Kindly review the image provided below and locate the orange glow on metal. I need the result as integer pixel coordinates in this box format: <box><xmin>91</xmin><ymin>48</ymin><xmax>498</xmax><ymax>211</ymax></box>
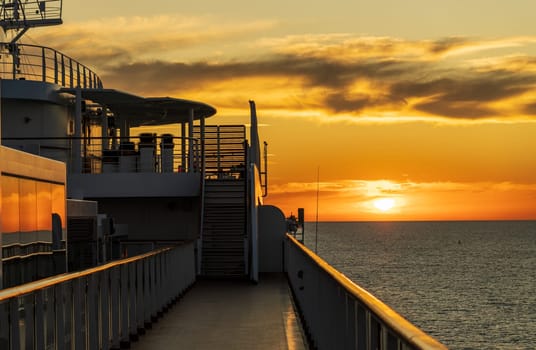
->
<box><xmin>287</xmin><ymin>235</ymin><xmax>448</xmax><ymax>350</ymax></box>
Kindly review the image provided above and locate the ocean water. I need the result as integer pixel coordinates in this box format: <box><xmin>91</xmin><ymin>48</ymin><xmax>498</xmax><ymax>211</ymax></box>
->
<box><xmin>305</xmin><ymin>221</ymin><xmax>536</xmax><ymax>350</ymax></box>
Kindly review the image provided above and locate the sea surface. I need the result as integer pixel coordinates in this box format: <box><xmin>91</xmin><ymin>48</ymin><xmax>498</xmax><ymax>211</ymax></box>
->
<box><xmin>304</xmin><ymin>221</ymin><xmax>536</xmax><ymax>350</ymax></box>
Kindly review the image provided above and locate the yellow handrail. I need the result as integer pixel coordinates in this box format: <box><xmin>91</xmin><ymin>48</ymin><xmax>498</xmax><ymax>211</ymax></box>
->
<box><xmin>287</xmin><ymin>234</ymin><xmax>448</xmax><ymax>350</ymax></box>
<box><xmin>0</xmin><ymin>247</ymin><xmax>171</xmax><ymax>301</ymax></box>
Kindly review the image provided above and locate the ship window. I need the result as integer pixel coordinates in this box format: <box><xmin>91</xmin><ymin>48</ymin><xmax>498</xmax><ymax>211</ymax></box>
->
<box><xmin>37</xmin><ymin>182</ymin><xmax>52</xmax><ymax>242</ymax></box>
<box><xmin>1</xmin><ymin>176</ymin><xmax>20</xmax><ymax>236</ymax></box>
<box><xmin>19</xmin><ymin>178</ymin><xmax>38</xmax><ymax>240</ymax></box>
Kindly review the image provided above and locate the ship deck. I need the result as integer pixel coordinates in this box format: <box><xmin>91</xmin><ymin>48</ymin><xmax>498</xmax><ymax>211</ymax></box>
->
<box><xmin>130</xmin><ymin>273</ymin><xmax>308</xmax><ymax>350</ymax></box>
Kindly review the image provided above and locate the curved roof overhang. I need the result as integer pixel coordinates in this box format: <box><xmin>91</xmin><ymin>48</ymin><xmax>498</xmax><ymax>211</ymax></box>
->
<box><xmin>60</xmin><ymin>88</ymin><xmax>217</xmax><ymax>126</ymax></box>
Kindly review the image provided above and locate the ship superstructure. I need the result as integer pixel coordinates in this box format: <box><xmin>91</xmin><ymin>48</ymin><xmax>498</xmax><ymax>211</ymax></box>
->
<box><xmin>0</xmin><ymin>2</ymin><xmax>448</xmax><ymax>349</ymax></box>
<box><xmin>0</xmin><ymin>0</ymin><xmax>267</xmax><ymax>282</ymax></box>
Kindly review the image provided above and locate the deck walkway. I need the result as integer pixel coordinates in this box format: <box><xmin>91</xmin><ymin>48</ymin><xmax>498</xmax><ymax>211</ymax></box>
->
<box><xmin>130</xmin><ymin>273</ymin><xmax>308</xmax><ymax>350</ymax></box>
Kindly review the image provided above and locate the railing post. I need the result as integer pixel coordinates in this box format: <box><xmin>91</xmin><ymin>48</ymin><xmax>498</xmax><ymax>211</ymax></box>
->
<box><xmin>110</xmin><ymin>267</ymin><xmax>120</xmax><ymax>349</ymax></box>
<box><xmin>35</xmin><ymin>290</ymin><xmax>45</xmax><ymax>349</ymax></box>
<box><xmin>188</xmin><ymin>108</ymin><xmax>194</xmax><ymax>172</ymax></box>
<box><xmin>76</xmin><ymin>62</ymin><xmax>80</xmax><ymax>88</ymax></box>
<box><xmin>23</xmin><ymin>295</ymin><xmax>35</xmax><ymax>349</ymax></box>
<box><xmin>41</xmin><ymin>47</ymin><xmax>46</xmax><ymax>82</ymax></box>
<box><xmin>69</xmin><ymin>58</ymin><xmax>73</xmax><ymax>88</ymax></box>
<box><xmin>73</xmin><ymin>86</ymin><xmax>83</xmax><ymax>173</ymax></box>
<box><xmin>9</xmin><ymin>298</ymin><xmax>20</xmax><ymax>349</ymax></box>
<box><xmin>54</xmin><ymin>50</ymin><xmax>58</xmax><ymax>84</ymax></box>
<box><xmin>73</xmin><ymin>278</ymin><xmax>85</xmax><ymax>350</ymax></box>
<box><xmin>129</xmin><ymin>263</ymin><xmax>138</xmax><ymax>341</ymax></box>
<box><xmin>83</xmin><ymin>66</ymin><xmax>87</xmax><ymax>88</ymax></box>
<box><xmin>44</xmin><ymin>288</ymin><xmax>55</xmax><ymax>349</ymax></box>
<box><xmin>120</xmin><ymin>264</ymin><xmax>129</xmax><ymax>347</ymax></box>
<box><xmin>0</xmin><ymin>302</ymin><xmax>9</xmax><ymax>349</ymax></box>
<box><xmin>154</xmin><ymin>254</ymin><xmax>162</xmax><ymax>316</ymax></box>
<box><xmin>181</xmin><ymin>123</ymin><xmax>186</xmax><ymax>171</ymax></box>
<box><xmin>61</xmin><ymin>54</ymin><xmax>65</xmax><ymax>87</ymax></box>
<box><xmin>100</xmin><ymin>269</ymin><xmax>110</xmax><ymax>350</ymax></box>
<box><xmin>144</xmin><ymin>258</ymin><xmax>151</xmax><ymax>327</ymax></box>
<box><xmin>87</xmin><ymin>273</ymin><xmax>99</xmax><ymax>350</ymax></box>
<box><xmin>64</xmin><ymin>282</ymin><xmax>74</xmax><ymax>349</ymax></box>
<box><xmin>136</xmin><ymin>260</ymin><xmax>144</xmax><ymax>333</ymax></box>
<box><xmin>55</xmin><ymin>283</ymin><xmax>65</xmax><ymax>350</ymax></box>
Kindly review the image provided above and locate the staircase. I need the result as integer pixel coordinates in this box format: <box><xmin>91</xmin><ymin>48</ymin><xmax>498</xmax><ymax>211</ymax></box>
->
<box><xmin>201</xmin><ymin>179</ymin><xmax>247</xmax><ymax>277</ymax></box>
<box><xmin>197</xmin><ymin>125</ymin><xmax>249</xmax><ymax>278</ymax></box>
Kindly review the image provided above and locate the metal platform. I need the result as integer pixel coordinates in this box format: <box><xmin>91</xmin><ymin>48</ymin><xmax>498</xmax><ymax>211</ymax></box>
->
<box><xmin>130</xmin><ymin>273</ymin><xmax>308</xmax><ymax>350</ymax></box>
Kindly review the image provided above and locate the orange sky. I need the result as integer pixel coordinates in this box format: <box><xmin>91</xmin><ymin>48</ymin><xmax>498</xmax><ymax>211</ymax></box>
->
<box><xmin>17</xmin><ymin>1</ymin><xmax>536</xmax><ymax>221</ymax></box>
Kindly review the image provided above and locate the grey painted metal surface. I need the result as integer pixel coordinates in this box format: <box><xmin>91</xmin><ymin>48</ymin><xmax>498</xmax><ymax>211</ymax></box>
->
<box><xmin>285</xmin><ymin>235</ymin><xmax>448</xmax><ymax>350</ymax></box>
<box><xmin>0</xmin><ymin>242</ymin><xmax>195</xmax><ymax>349</ymax></box>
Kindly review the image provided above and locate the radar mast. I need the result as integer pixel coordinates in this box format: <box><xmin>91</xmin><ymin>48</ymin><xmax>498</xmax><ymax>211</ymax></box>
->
<box><xmin>1</xmin><ymin>0</ymin><xmax>63</xmax><ymax>43</ymax></box>
<box><xmin>1</xmin><ymin>0</ymin><xmax>63</xmax><ymax>80</ymax></box>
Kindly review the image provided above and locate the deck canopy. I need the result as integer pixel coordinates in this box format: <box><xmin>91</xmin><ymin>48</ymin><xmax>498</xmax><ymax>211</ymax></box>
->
<box><xmin>60</xmin><ymin>88</ymin><xmax>217</xmax><ymax>126</ymax></box>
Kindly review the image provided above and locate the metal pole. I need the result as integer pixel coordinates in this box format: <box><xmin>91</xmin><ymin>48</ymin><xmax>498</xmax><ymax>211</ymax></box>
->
<box><xmin>188</xmin><ymin>109</ymin><xmax>194</xmax><ymax>172</ymax></box>
<box><xmin>181</xmin><ymin>122</ymin><xmax>186</xmax><ymax>171</ymax></box>
<box><xmin>73</xmin><ymin>86</ymin><xmax>82</xmax><ymax>173</ymax></box>
<box><xmin>315</xmin><ymin>167</ymin><xmax>319</xmax><ymax>254</ymax></box>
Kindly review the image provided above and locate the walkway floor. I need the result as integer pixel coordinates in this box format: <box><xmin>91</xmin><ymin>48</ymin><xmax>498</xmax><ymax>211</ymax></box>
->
<box><xmin>130</xmin><ymin>273</ymin><xmax>309</xmax><ymax>350</ymax></box>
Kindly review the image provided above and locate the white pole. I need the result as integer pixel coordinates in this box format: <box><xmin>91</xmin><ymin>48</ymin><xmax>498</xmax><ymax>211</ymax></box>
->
<box><xmin>315</xmin><ymin>167</ymin><xmax>319</xmax><ymax>254</ymax></box>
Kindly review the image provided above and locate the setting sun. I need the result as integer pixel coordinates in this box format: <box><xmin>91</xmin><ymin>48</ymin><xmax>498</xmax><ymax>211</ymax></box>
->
<box><xmin>373</xmin><ymin>198</ymin><xmax>395</xmax><ymax>212</ymax></box>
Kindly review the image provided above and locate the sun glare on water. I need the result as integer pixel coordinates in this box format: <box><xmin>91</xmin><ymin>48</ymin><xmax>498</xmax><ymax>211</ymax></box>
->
<box><xmin>373</xmin><ymin>198</ymin><xmax>395</xmax><ymax>212</ymax></box>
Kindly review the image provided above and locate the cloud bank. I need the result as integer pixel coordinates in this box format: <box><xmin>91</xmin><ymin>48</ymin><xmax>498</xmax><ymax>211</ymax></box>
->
<box><xmin>31</xmin><ymin>17</ymin><xmax>536</xmax><ymax>122</ymax></box>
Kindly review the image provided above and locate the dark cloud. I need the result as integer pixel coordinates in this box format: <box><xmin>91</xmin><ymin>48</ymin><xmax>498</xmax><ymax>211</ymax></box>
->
<box><xmin>324</xmin><ymin>93</ymin><xmax>406</xmax><ymax>114</ymax></box>
<box><xmin>428</xmin><ymin>37</ymin><xmax>469</xmax><ymax>54</ymax></box>
<box><xmin>414</xmin><ymin>100</ymin><xmax>495</xmax><ymax>119</ymax></box>
<box><xmin>523</xmin><ymin>101</ymin><xmax>536</xmax><ymax>115</ymax></box>
<box><xmin>97</xmin><ymin>49</ymin><xmax>536</xmax><ymax>120</ymax></box>
<box><xmin>390</xmin><ymin>70</ymin><xmax>536</xmax><ymax>118</ymax></box>
<box><xmin>391</xmin><ymin>72</ymin><xmax>534</xmax><ymax>102</ymax></box>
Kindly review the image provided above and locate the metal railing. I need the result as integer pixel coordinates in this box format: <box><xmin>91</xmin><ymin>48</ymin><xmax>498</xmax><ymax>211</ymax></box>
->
<box><xmin>2</xmin><ymin>135</ymin><xmax>201</xmax><ymax>174</ymax></box>
<box><xmin>79</xmin><ymin>136</ymin><xmax>201</xmax><ymax>174</ymax></box>
<box><xmin>0</xmin><ymin>43</ymin><xmax>103</xmax><ymax>88</ymax></box>
<box><xmin>285</xmin><ymin>235</ymin><xmax>448</xmax><ymax>350</ymax></box>
<box><xmin>1</xmin><ymin>0</ymin><xmax>63</xmax><ymax>30</ymax></box>
<box><xmin>0</xmin><ymin>242</ymin><xmax>196</xmax><ymax>349</ymax></box>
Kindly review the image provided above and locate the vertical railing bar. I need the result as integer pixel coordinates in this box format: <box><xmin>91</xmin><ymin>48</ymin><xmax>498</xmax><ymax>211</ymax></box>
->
<box><xmin>61</xmin><ymin>53</ymin><xmax>66</xmax><ymax>87</ymax></box>
<box><xmin>9</xmin><ymin>298</ymin><xmax>21</xmax><ymax>349</ymax></box>
<box><xmin>23</xmin><ymin>295</ymin><xmax>35</xmax><ymax>349</ymax></box>
<box><xmin>136</xmin><ymin>260</ymin><xmax>144</xmax><ymax>335</ymax></box>
<box><xmin>87</xmin><ymin>273</ymin><xmax>99</xmax><ymax>350</ymax></box>
<box><xmin>0</xmin><ymin>301</ymin><xmax>10</xmax><ymax>349</ymax></box>
<box><xmin>76</xmin><ymin>61</ymin><xmax>80</xmax><ymax>88</ymax></box>
<box><xmin>100</xmin><ymin>269</ymin><xmax>110</xmax><ymax>350</ymax></box>
<box><xmin>83</xmin><ymin>66</ymin><xmax>87</xmax><ymax>88</ymax></box>
<box><xmin>143</xmin><ymin>258</ymin><xmax>151</xmax><ymax>328</ymax></box>
<box><xmin>110</xmin><ymin>267</ymin><xmax>120</xmax><ymax>349</ymax></box>
<box><xmin>54</xmin><ymin>50</ymin><xmax>58</xmax><ymax>84</ymax></box>
<box><xmin>55</xmin><ymin>283</ymin><xmax>65</xmax><ymax>350</ymax></box>
<box><xmin>41</xmin><ymin>47</ymin><xmax>46</xmax><ymax>82</ymax></box>
<box><xmin>35</xmin><ymin>290</ymin><xmax>45</xmax><ymax>349</ymax></box>
<box><xmin>73</xmin><ymin>278</ymin><xmax>84</xmax><ymax>350</ymax></box>
<box><xmin>120</xmin><ymin>264</ymin><xmax>129</xmax><ymax>347</ymax></box>
<box><xmin>128</xmin><ymin>263</ymin><xmax>138</xmax><ymax>342</ymax></box>
<box><xmin>69</xmin><ymin>58</ymin><xmax>73</xmax><ymax>88</ymax></box>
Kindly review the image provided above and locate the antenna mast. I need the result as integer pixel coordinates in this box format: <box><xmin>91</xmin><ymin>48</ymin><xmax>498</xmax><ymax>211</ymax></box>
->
<box><xmin>1</xmin><ymin>0</ymin><xmax>63</xmax><ymax>43</ymax></box>
<box><xmin>1</xmin><ymin>0</ymin><xmax>63</xmax><ymax>79</ymax></box>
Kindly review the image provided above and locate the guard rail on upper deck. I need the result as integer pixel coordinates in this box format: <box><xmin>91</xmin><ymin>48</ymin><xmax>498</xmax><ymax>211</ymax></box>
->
<box><xmin>0</xmin><ymin>43</ymin><xmax>103</xmax><ymax>88</ymax></box>
<box><xmin>285</xmin><ymin>235</ymin><xmax>448</xmax><ymax>350</ymax></box>
<box><xmin>2</xmin><ymin>135</ymin><xmax>201</xmax><ymax>174</ymax></box>
<box><xmin>0</xmin><ymin>242</ymin><xmax>195</xmax><ymax>349</ymax></box>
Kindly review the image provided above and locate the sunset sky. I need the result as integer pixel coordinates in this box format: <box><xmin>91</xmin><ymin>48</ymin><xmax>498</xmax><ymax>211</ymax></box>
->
<box><xmin>25</xmin><ymin>0</ymin><xmax>536</xmax><ymax>220</ymax></box>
